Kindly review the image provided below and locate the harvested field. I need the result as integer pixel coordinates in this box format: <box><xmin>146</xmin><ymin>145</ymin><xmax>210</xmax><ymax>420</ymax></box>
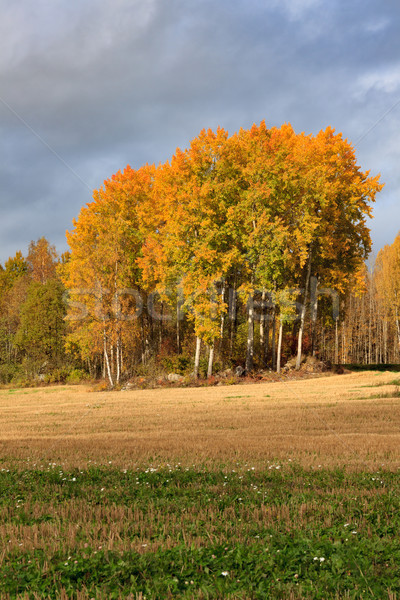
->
<box><xmin>2</xmin><ymin>371</ymin><xmax>400</xmax><ymax>598</ymax></box>
<box><xmin>1</xmin><ymin>370</ymin><xmax>400</xmax><ymax>469</ymax></box>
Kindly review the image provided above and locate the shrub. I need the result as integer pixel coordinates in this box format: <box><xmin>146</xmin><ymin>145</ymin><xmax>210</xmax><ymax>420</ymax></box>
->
<box><xmin>0</xmin><ymin>363</ymin><xmax>22</xmax><ymax>385</ymax></box>
<box><xmin>43</xmin><ymin>368</ymin><xmax>70</xmax><ymax>384</ymax></box>
<box><xmin>90</xmin><ymin>380</ymin><xmax>110</xmax><ymax>392</ymax></box>
<box><xmin>161</xmin><ymin>354</ymin><xmax>191</xmax><ymax>375</ymax></box>
<box><xmin>66</xmin><ymin>368</ymin><xmax>87</xmax><ymax>384</ymax></box>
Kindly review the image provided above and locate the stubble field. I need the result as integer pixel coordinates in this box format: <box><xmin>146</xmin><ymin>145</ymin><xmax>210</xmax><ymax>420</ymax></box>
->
<box><xmin>1</xmin><ymin>371</ymin><xmax>400</xmax><ymax>598</ymax></box>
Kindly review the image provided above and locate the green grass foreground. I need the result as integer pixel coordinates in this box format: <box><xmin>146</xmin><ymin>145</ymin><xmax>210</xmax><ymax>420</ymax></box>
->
<box><xmin>1</xmin><ymin>464</ymin><xmax>399</xmax><ymax>599</ymax></box>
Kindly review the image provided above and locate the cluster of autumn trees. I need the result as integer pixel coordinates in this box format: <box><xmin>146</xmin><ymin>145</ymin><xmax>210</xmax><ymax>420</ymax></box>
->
<box><xmin>0</xmin><ymin>238</ymin><xmax>69</xmax><ymax>383</ymax></box>
<box><xmin>0</xmin><ymin>121</ymin><xmax>390</xmax><ymax>386</ymax></box>
<box><xmin>335</xmin><ymin>233</ymin><xmax>400</xmax><ymax>365</ymax></box>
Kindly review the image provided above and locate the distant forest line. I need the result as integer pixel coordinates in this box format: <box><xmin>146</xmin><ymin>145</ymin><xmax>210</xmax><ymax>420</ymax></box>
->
<box><xmin>1</xmin><ymin>122</ymin><xmax>398</xmax><ymax>387</ymax></box>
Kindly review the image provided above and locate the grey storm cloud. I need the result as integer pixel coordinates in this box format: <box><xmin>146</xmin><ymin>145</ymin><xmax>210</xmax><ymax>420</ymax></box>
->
<box><xmin>0</xmin><ymin>0</ymin><xmax>400</xmax><ymax>263</ymax></box>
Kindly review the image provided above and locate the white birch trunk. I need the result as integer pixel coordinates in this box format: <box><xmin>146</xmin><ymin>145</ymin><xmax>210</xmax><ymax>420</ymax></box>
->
<box><xmin>176</xmin><ymin>301</ymin><xmax>181</xmax><ymax>354</ymax></box>
<box><xmin>335</xmin><ymin>318</ymin><xmax>339</xmax><ymax>364</ymax></box>
<box><xmin>396</xmin><ymin>311</ymin><xmax>400</xmax><ymax>355</ymax></box>
<box><xmin>260</xmin><ymin>290</ymin><xmax>266</xmax><ymax>357</ymax></box>
<box><xmin>194</xmin><ymin>336</ymin><xmax>201</xmax><ymax>379</ymax></box>
<box><xmin>220</xmin><ymin>284</ymin><xmax>225</xmax><ymax>339</ymax></box>
<box><xmin>207</xmin><ymin>343</ymin><xmax>214</xmax><ymax>378</ymax></box>
<box><xmin>296</xmin><ymin>249</ymin><xmax>312</xmax><ymax>370</ymax></box>
<box><xmin>277</xmin><ymin>319</ymin><xmax>284</xmax><ymax>374</ymax></box>
<box><xmin>103</xmin><ymin>329</ymin><xmax>114</xmax><ymax>388</ymax></box>
<box><xmin>245</xmin><ymin>295</ymin><xmax>254</xmax><ymax>373</ymax></box>
<box><xmin>271</xmin><ymin>305</ymin><xmax>276</xmax><ymax>371</ymax></box>
<box><xmin>229</xmin><ymin>287</ymin><xmax>237</xmax><ymax>358</ymax></box>
<box><xmin>116</xmin><ymin>336</ymin><xmax>120</xmax><ymax>384</ymax></box>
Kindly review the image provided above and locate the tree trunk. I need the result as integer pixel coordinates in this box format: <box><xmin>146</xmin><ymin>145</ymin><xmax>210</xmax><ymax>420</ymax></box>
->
<box><xmin>296</xmin><ymin>248</ymin><xmax>313</xmax><ymax>370</ymax></box>
<box><xmin>342</xmin><ymin>321</ymin><xmax>346</xmax><ymax>364</ymax></box>
<box><xmin>159</xmin><ymin>303</ymin><xmax>163</xmax><ymax>352</ymax></box>
<box><xmin>245</xmin><ymin>294</ymin><xmax>254</xmax><ymax>373</ymax></box>
<box><xmin>229</xmin><ymin>286</ymin><xmax>237</xmax><ymax>359</ymax></box>
<box><xmin>396</xmin><ymin>315</ymin><xmax>400</xmax><ymax>355</ymax></box>
<box><xmin>207</xmin><ymin>343</ymin><xmax>214</xmax><ymax>378</ymax></box>
<box><xmin>384</xmin><ymin>319</ymin><xmax>388</xmax><ymax>363</ymax></box>
<box><xmin>116</xmin><ymin>335</ymin><xmax>120</xmax><ymax>384</ymax></box>
<box><xmin>194</xmin><ymin>336</ymin><xmax>201</xmax><ymax>378</ymax></box>
<box><xmin>335</xmin><ymin>318</ymin><xmax>339</xmax><ymax>364</ymax></box>
<box><xmin>368</xmin><ymin>289</ymin><xmax>373</xmax><ymax>364</ymax></box>
<box><xmin>219</xmin><ymin>283</ymin><xmax>226</xmax><ymax>348</ymax></box>
<box><xmin>276</xmin><ymin>319</ymin><xmax>284</xmax><ymax>374</ymax></box>
<box><xmin>140</xmin><ymin>313</ymin><xmax>146</xmax><ymax>365</ymax></box>
<box><xmin>176</xmin><ymin>301</ymin><xmax>181</xmax><ymax>354</ymax></box>
<box><xmin>271</xmin><ymin>304</ymin><xmax>277</xmax><ymax>371</ymax></box>
<box><xmin>310</xmin><ymin>276</ymin><xmax>319</xmax><ymax>357</ymax></box>
<box><xmin>103</xmin><ymin>329</ymin><xmax>113</xmax><ymax>388</ymax></box>
<box><xmin>260</xmin><ymin>290</ymin><xmax>266</xmax><ymax>364</ymax></box>
<box><xmin>264</xmin><ymin>301</ymin><xmax>271</xmax><ymax>368</ymax></box>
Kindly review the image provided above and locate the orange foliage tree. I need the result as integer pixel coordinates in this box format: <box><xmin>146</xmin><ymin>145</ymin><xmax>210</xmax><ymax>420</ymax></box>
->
<box><xmin>62</xmin><ymin>122</ymin><xmax>383</xmax><ymax>380</ymax></box>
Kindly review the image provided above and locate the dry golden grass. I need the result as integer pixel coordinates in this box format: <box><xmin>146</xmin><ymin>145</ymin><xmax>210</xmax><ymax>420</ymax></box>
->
<box><xmin>1</xmin><ymin>370</ymin><xmax>400</xmax><ymax>469</ymax></box>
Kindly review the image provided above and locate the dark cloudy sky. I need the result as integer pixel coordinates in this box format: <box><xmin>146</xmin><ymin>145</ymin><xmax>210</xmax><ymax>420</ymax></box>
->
<box><xmin>1</xmin><ymin>0</ymin><xmax>399</xmax><ymax>264</ymax></box>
